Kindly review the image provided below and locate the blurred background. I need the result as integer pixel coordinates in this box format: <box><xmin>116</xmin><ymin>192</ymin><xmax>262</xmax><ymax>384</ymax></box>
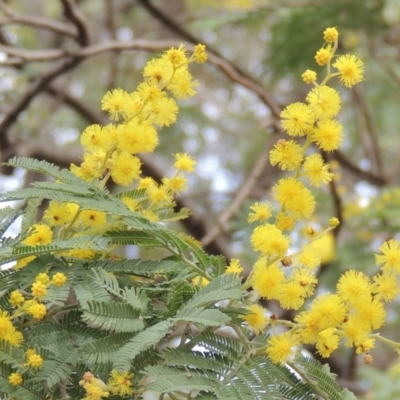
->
<box><xmin>1</xmin><ymin>0</ymin><xmax>400</xmax><ymax>397</ymax></box>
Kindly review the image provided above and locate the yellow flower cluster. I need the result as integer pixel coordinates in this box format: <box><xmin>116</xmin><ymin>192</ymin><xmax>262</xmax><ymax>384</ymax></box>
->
<box><xmin>79</xmin><ymin>370</ymin><xmax>134</xmax><ymax>399</ymax></box>
<box><xmin>238</xmin><ymin>28</ymin><xmax>395</xmax><ymax>365</ymax></box>
<box><xmin>0</xmin><ymin>310</ymin><xmax>23</xmax><ymax>346</ymax></box>
<box><xmin>71</xmin><ymin>43</ymin><xmax>203</xmax><ymax>188</ymax></box>
<box><xmin>26</xmin><ymin>348</ymin><xmax>44</xmax><ymax>369</ymax></box>
<box><xmin>265</xmin><ymin>240</ymin><xmax>400</xmax><ymax>364</ymax></box>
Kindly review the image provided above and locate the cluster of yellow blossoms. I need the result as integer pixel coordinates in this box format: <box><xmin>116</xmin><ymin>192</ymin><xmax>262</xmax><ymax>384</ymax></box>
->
<box><xmin>72</xmin><ymin>43</ymin><xmax>204</xmax><ymax>191</ymax></box>
<box><xmin>17</xmin><ymin>42</ymin><xmax>206</xmax><ymax>266</ymax></box>
<box><xmin>7</xmin><ymin>44</ymin><xmax>206</xmax><ymax>392</ymax></box>
<box><xmin>4</xmin><ymin>269</ymin><xmax>68</xmax><ymax>384</ymax></box>
<box><xmin>239</xmin><ymin>28</ymin><xmax>400</xmax><ymax>365</ymax></box>
<box><xmin>7</xmin><ymin>348</ymin><xmax>43</xmax><ymax>387</ymax></box>
<box><xmin>79</xmin><ymin>370</ymin><xmax>134</xmax><ymax>399</ymax></box>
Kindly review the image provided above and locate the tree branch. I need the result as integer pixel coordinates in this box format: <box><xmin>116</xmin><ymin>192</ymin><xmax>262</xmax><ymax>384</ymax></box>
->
<box><xmin>60</xmin><ymin>0</ymin><xmax>89</xmax><ymax>46</ymax></box>
<box><xmin>0</xmin><ymin>0</ymin><xmax>77</xmax><ymax>38</ymax></box>
<box><xmin>0</xmin><ymin>57</ymin><xmax>82</xmax><ymax>137</ymax></box>
<box><xmin>201</xmin><ymin>135</ymin><xmax>277</xmax><ymax>247</ymax></box>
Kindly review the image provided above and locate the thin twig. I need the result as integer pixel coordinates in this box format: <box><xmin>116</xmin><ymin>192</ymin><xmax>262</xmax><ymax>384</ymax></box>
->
<box><xmin>333</xmin><ymin>151</ymin><xmax>386</xmax><ymax>187</ymax></box>
<box><xmin>352</xmin><ymin>85</ymin><xmax>384</xmax><ymax>178</ymax></box>
<box><xmin>0</xmin><ymin>0</ymin><xmax>77</xmax><ymax>38</ymax></box>
<box><xmin>201</xmin><ymin>135</ymin><xmax>276</xmax><ymax>247</ymax></box>
<box><xmin>60</xmin><ymin>0</ymin><xmax>89</xmax><ymax>46</ymax></box>
<box><xmin>321</xmin><ymin>152</ymin><xmax>343</xmax><ymax>238</ymax></box>
<box><xmin>0</xmin><ymin>57</ymin><xmax>82</xmax><ymax>136</ymax></box>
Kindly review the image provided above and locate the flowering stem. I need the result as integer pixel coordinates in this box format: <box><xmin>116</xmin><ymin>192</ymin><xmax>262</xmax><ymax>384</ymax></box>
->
<box><xmin>149</xmin><ymin>231</ymin><xmax>212</xmax><ymax>280</ymax></box>
<box><xmin>229</xmin><ymin>322</ymin><xmax>251</xmax><ymax>351</ymax></box>
<box><xmin>46</xmin><ymin>303</ymin><xmax>79</xmax><ymax>320</ymax></box>
<box><xmin>369</xmin><ymin>333</ymin><xmax>400</xmax><ymax>351</ymax></box>
<box><xmin>274</xmin><ymin>319</ymin><xmax>297</xmax><ymax>329</ymax></box>
<box><xmin>61</xmin><ymin>207</ymin><xmax>82</xmax><ymax>239</ymax></box>
<box><xmin>320</xmin><ymin>72</ymin><xmax>340</xmax><ymax>87</ymax></box>
<box><xmin>242</xmin><ymin>269</ymin><xmax>255</xmax><ymax>290</ymax></box>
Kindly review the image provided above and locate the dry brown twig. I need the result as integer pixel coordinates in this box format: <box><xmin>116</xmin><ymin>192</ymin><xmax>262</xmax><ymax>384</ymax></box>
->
<box><xmin>0</xmin><ymin>0</ymin><xmax>78</xmax><ymax>38</ymax></box>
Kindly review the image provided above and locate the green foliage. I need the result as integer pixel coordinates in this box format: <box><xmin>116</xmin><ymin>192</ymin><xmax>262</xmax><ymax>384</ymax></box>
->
<box><xmin>0</xmin><ymin>164</ymin><xmax>355</xmax><ymax>398</ymax></box>
<box><xmin>143</xmin><ymin>332</ymin><xmax>353</xmax><ymax>399</ymax></box>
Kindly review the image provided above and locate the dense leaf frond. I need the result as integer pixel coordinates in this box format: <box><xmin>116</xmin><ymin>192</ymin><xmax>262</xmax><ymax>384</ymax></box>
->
<box><xmin>81</xmin><ymin>332</ymin><xmax>136</xmax><ymax>364</ymax></box>
<box><xmin>182</xmin><ymin>273</ymin><xmax>244</xmax><ymax>310</ymax></box>
<box><xmin>0</xmin><ymin>203</ymin><xmax>24</xmax><ymax>237</ymax></box>
<box><xmin>290</xmin><ymin>353</ymin><xmax>347</xmax><ymax>400</ymax></box>
<box><xmin>81</xmin><ymin>300</ymin><xmax>143</xmax><ymax>332</ymax></box>
<box><xmin>189</xmin><ymin>332</ymin><xmax>243</xmax><ymax>360</ymax></box>
<box><xmin>96</xmin><ymin>257</ymin><xmax>189</xmax><ymax>277</ymax></box>
<box><xmin>35</xmin><ymin>349</ymin><xmax>79</xmax><ymax>388</ymax></box>
<box><xmin>145</xmin><ymin>366</ymin><xmax>215</xmax><ymax>394</ymax></box>
<box><xmin>175</xmin><ymin>307</ymin><xmax>231</xmax><ymax>327</ymax></box>
<box><xmin>114</xmin><ymin>320</ymin><xmax>171</xmax><ymax>371</ymax></box>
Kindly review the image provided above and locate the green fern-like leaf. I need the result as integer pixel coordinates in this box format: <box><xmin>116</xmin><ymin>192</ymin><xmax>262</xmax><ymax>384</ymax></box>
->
<box><xmin>189</xmin><ymin>332</ymin><xmax>243</xmax><ymax>361</ymax></box>
<box><xmin>0</xmin><ymin>203</ymin><xmax>24</xmax><ymax>237</ymax></box>
<box><xmin>113</xmin><ymin>320</ymin><xmax>171</xmax><ymax>371</ymax></box>
<box><xmin>162</xmin><ymin>347</ymin><xmax>233</xmax><ymax>376</ymax></box>
<box><xmin>2</xmin><ymin>235</ymin><xmax>110</xmax><ymax>264</ymax></box>
<box><xmin>145</xmin><ymin>366</ymin><xmax>215</xmax><ymax>394</ymax></box>
<box><xmin>43</xmin><ymin>283</ymin><xmax>71</xmax><ymax>307</ymax></box>
<box><xmin>115</xmin><ymin>187</ymin><xmax>147</xmax><ymax>200</ymax></box>
<box><xmin>105</xmin><ymin>230</ymin><xmax>161</xmax><ymax>248</ymax></box>
<box><xmin>96</xmin><ymin>257</ymin><xmax>189</xmax><ymax>277</ymax></box>
<box><xmin>20</xmin><ymin>198</ymin><xmax>42</xmax><ymax>234</ymax></box>
<box><xmin>290</xmin><ymin>353</ymin><xmax>351</xmax><ymax>400</ymax></box>
<box><xmin>90</xmin><ymin>267</ymin><xmax>121</xmax><ymax>298</ymax></box>
<box><xmin>0</xmin><ymin>367</ymin><xmax>47</xmax><ymax>400</ymax></box>
<box><xmin>164</xmin><ymin>281</ymin><xmax>196</xmax><ymax>317</ymax></box>
<box><xmin>175</xmin><ymin>307</ymin><xmax>231</xmax><ymax>327</ymax></box>
<box><xmin>35</xmin><ymin>348</ymin><xmax>79</xmax><ymax>388</ymax></box>
<box><xmin>209</xmin><ymin>254</ymin><xmax>228</xmax><ymax>277</ymax></box>
<box><xmin>74</xmin><ymin>268</ymin><xmax>112</xmax><ymax>306</ymax></box>
<box><xmin>121</xmin><ymin>287</ymin><xmax>149</xmax><ymax>311</ymax></box>
<box><xmin>81</xmin><ymin>300</ymin><xmax>143</xmax><ymax>333</ymax></box>
<box><xmin>155</xmin><ymin>207</ymin><xmax>191</xmax><ymax>222</ymax></box>
<box><xmin>81</xmin><ymin>332</ymin><xmax>136</xmax><ymax>365</ymax></box>
<box><xmin>28</xmin><ymin>321</ymin><xmax>102</xmax><ymax>353</ymax></box>
<box><xmin>182</xmin><ymin>274</ymin><xmax>244</xmax><ymax>310</ymax></box>
<box><xmin>0</xmin><ymin>340</ymin><xmax>25</xmax><ymax>368</ymax></box>
<box><xmin>5</xmin><ymin>157</ymin><xmax>63</xmax><ymax>179</ymax></box>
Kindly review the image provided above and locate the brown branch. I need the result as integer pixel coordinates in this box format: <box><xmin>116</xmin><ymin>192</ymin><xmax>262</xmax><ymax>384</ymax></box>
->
<box><xmin>0</xmin><ymin>39</ymin><xmax>282</xmax><ymax>131</ymax></box>
<box><xmin>0</xmin><ymin>45</ymin><xmax>64</xmax><ymax>61</ymax></box>
<box><xmin>0</xmin><ymin>57</ymin><xmax>82</xmax><ymax>137</ymax></box>
<box><xmin>0</xmin><ymin>29</ymin><xmax>281</xmax><ymax>125</ymax></box>
<box><xmin>201</xmin><ymin>135</ymin><xmax>277</xmax><ymax>247</ymax></box>
<box><xmin>60</xmin><ymin>0</ymin><xmax>89</xmax><ymax>46</ymax></box>
<box><xmin>321</xmin><ymin>152</ymin><xmax>343</xmax><ymax>238</ymax></box>
<box><xmin>0</xmin><ymin>0</ymin><xmax>280</xmax><ymax>258</ymax></box>
<box><xmin>0</xmin><ymin>1</ymin><xmax>77</xmax><ymax>38</ymax></box>
<box><xmin>333</xmin><ymin>151</ymin><xmax>387</xmax><ymax>187</ymax></box>
<box><xmin>352</xmin><ymin>86</ymin><xmax>384</xmax><ymax>178</ymax></box>
<box><xmin>105</xmin><ymin>0</ymin><xmax>119</xmax><ymax>90</ymax></box>
<box><xmin>0</xmin><ymin>0</ymin><xmax>89</xmax><ymax>154</ymax></box>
